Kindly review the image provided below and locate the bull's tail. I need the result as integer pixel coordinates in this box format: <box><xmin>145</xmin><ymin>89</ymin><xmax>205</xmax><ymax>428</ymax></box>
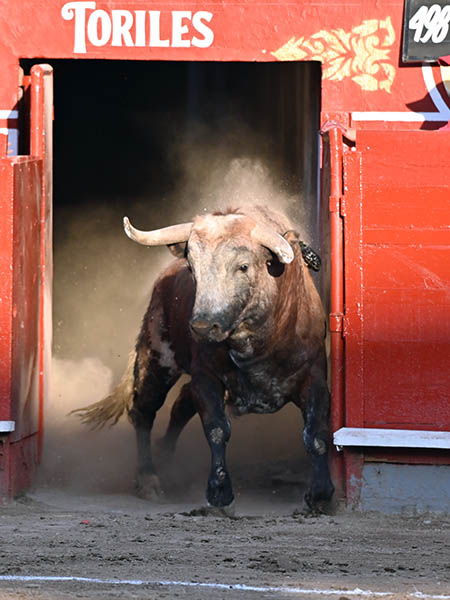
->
<box><xmin>70</xmin><ymin>350</ymin><xmax>136</xmax><ymax>430</ymax></box>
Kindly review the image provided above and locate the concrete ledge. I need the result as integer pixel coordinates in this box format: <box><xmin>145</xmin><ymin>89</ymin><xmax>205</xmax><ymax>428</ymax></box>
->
<box><xmin>0</xmin><ymin>421</ymin><xmax>15</xmax><ymax>433</ymax></box>
<box><xmin>334</xmin><ymin>427</ymin><xmax>450</xmax><ymax>450</ymax></box>
<box><xmin>361</xmin><ymin>463</ymin><xmax>450</xmax><ymax>513</ymax></box>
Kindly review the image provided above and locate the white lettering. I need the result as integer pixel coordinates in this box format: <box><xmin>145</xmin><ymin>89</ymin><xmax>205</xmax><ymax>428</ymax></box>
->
<box><xmin>409</xmin><ymin>4</ymin><xmax>450</xmax><ymax>44</ymax></box>
<box><xmin>172</xmin><ymin>11</ymin><xmax>191</xmax><ymax>48</ymax></box>
<box><xmin>134</xmin><ymin>10</ymin><xmax>146</xmax><ymax>47</ymax></box>
<box><xmin>61</xmin><ymin>2</ymin><xmax>215</xmax><ymax>53</ymax></box>
<box><xmin>87</xmin><ymin>9</ymin><xmax>112</xmax><ymax>47</ymax></box>
<box><xmin>61</xmin><ymin>1</ymin><xmax>96</xmax><ymax>53</ymax></box>
<box><xmin>192</xmin><ymin>11</ymin><xmax>214</xmax><ymax>48</ymax></box>
<box><xmin>111</xmin><ymin>10</ymin><xmax>134</xmax><ymax>46</ymax></box>
<box><xmin>149</xmin><ymin>10</ymin><xmax>170</xmax><ymax>47</ymax></box>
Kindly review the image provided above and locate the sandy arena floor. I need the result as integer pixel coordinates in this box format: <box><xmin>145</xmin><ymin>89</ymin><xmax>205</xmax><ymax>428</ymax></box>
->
<box><xmin>1</xmin><ymin>461</ymin><xmax>450</xmax><ymax>600</ymax></box>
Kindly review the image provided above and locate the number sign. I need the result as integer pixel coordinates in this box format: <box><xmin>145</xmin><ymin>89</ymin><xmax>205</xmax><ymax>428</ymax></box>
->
<box><xmin>403</xmin><ymin>0</ymin><xmax>450</xmax><ymax>62</ymax></box>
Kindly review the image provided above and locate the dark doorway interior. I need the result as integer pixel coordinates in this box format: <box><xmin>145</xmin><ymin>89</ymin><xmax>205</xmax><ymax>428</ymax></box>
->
<box><xmin>21</xmin><ymin>58</ymin><xmax>322</xmax><ymax>494</ymax></box>
<box><xmin>21</xmin><ymin>59</ymin><xmax>322</xmax><ymax>365</ymax></box>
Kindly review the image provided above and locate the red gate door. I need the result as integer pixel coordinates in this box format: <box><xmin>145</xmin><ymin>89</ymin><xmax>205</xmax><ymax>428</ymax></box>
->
<box><xmin>342</xmin><ymin>130</ymin><xmax>450</xmax><ymax>435</ymax></box>
<box><xmin>0</xmin><ymin>65</ymin><xmax>53</xmax><ymax>500</ymax></box>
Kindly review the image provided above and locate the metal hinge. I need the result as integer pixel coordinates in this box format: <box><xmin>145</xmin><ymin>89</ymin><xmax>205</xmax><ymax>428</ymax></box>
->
<box><xmin>329</xmin><ymin>195</ymin><xmax>346</xmax><ymax>217</ymax></box>
<box><xmin>329</xmin><ymin>313</ymin><xmax>349</xmax><ymax>337</ymax></box>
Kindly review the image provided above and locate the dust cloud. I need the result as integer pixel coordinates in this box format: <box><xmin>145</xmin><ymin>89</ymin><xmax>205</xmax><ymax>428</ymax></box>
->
<box><xmin>162</xmin><ymin>118</ymin><xmax>311</xmax><ymax>239</ymax></box>
<box><xmin>42</xmin><ymin>62</ymin><xmax>317</xmax><ymax>498</ymax></box>
<box><xmin>42</xmin><ymin>356</ymin><xmax>134</xmax><ymax>492</ymax></box>
<box><xmin>42</xmin><ymin>155</ymin><xmax>308</xmax><ymax>496</ymax></box>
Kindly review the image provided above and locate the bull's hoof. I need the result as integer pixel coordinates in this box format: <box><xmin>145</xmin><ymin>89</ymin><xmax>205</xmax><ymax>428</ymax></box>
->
<box><xmin>206</xmin><ymin>483</ymin><xmax>234</xmax><ymax>509</ymax></box>
<box><xmin>206</xmin><ymin>501</ymin><xmax>236</xmax><ymax>518</ymax></box>
<box><xmin>187</xmin><ymin>502</ymin><xmax>236</xmax><ymax>518</ymax></box>
<box><xmin>304</xmin><ymin>481</ymin><xmax>336</xmax><ymax>515</ymax></box>
<box><xmin>303</xmin><ymin>495</ymin><xmax>336</xmax><ymax>516</ymax></box>
<box><xmin>135</xmin><ymin>473</ymin><xmax>165</xmax><ymax>502</ymax></box>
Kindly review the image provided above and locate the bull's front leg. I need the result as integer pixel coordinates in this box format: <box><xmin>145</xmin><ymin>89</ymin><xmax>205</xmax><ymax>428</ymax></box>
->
<box><xmin>192</xmin><ymin>372</ymin><xmax>234</xmax><ymax>507</ymax></box>
<box><xmin>298</xmin><ymin>364</ymin><xmax>335</xmax><ymax>509</ymax></box>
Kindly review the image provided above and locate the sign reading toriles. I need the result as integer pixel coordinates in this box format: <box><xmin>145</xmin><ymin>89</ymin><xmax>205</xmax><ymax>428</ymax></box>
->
<box><xmin>61</xmin><ymin>2</ymin><xmax>214</xmax><ymax>53</ymax></box>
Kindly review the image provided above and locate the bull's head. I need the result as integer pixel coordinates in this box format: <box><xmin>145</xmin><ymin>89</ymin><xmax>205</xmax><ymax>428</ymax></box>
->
<box><xmin>123</xmin><ymin>213</ymin><xmax>296</xmax><ymax>343</ymax></box>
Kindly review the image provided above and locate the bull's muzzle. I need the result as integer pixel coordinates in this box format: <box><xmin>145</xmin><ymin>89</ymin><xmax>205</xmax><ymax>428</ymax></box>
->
<box><xmin>190</xmin><ymin>318</ymin><xmax>228</xmax><ymax>342</ymax></box>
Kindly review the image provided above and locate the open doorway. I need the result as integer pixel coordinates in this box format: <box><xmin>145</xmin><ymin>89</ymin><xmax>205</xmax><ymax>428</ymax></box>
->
<box><xmin>22</xmin><ymin>58</ymin><xmax>322</xmax><ymax>502</ymax></box>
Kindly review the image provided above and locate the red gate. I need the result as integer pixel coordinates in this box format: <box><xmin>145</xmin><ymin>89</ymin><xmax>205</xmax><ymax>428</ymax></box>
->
<box><xmin>326</xmin><ymin>128</ymin><xmax>450</xmax><ymax>504</ymax></box>
<box><xmin>0</xmin><ymin>65</ymin><xmax>52</xmax><ymax>501</ymax></box>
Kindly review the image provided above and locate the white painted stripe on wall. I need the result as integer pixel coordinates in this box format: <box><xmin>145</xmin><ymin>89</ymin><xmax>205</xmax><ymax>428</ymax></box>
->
<box><xmin>422</xmin><ymin>65</ymin><xmax>450</xmax><ymax>117</ymax></box>
<box><xmin>334</xmin><ymin>427</ymin><xmax>450</xmax><ymax>450</ymax></box>
<box><xmin>0</xmin><ymin>421</ymin><xmax>15</xmax><ymax>432</ymax></box>
<box><xmin>352</xmin><ymin>111</ymin><xmax>450</xmax><ymax>122</ymax></box>
<box><xmin>0</xmin><ymin>110</ymin><xmax>18</xmax><ymax>119</ymax></box>
<box><xmin>1</xmin><ymin>575</ymin><xmax>450</xmax><ymax>599</ymax></box>
<box><xmin>352</xmin><ymin>65</ymin><xmax>450</xmax><ymax>123</ymax></box>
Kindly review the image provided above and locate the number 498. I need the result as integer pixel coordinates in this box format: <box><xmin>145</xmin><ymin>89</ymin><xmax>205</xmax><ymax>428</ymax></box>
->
<box><xmin>409</xmin><ymin>3</ymin><xmax>450</xmax><ymax>43</ymax></box>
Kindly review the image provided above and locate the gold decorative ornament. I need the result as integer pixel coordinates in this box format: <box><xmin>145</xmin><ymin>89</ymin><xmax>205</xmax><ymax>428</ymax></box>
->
<box><xmin>272</xmin><ymin>17</ymin><xmax>396</xmax><ymax>93</ymax></box>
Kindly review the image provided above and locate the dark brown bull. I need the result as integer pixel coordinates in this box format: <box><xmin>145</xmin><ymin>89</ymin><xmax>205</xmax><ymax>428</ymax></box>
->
<box><xmin>75</xmin><ymin>205</ymin><xmax>334</xmax><ymax>509</ymax></box>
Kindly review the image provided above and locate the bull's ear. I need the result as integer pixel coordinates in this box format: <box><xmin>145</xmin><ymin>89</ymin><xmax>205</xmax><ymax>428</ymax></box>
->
<box><xmin>283</xmin><ymin>230</ymin><xmax>301</xmax><ymax>245</ymax></box>
<box><xmin>167</xmin><ymin>241</ymin><xmax>187</xmax><ymax>258</ymax></box>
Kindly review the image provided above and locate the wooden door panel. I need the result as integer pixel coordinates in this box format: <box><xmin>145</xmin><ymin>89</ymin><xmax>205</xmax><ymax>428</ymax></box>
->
<box><xmin>344</xmin><ymin>130</ymin><xmax>450</xmax><ymax>431</ymax></box>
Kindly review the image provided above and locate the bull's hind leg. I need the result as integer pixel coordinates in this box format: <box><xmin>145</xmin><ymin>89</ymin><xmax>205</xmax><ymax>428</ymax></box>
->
<box><xmin>156</xmin><ymin>382</ymin><xmax>197</xmax><ymax>461</ymax></box>
<box><xmin>297</xmin><ymin>363</ymin><xmax>335</xmax><ymax>509</ymax></box>
<box><xmin>128</xmin><ymin>344</ymin><xmax>180</xmax><ymax>501</ymax></box>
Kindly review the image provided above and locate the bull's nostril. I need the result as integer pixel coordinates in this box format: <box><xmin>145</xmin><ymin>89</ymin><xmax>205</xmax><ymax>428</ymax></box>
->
<box><xmin>190</xmin><ymin>320</ymin><xmax>213</xmax><ymax>336</ymax></box>
<box><xmin>190</xmin><ymin>319</ymin><xmax>225</xmax><ymax>339</ymax></box>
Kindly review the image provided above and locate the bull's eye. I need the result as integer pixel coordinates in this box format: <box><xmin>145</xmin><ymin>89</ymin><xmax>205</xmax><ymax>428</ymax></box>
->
<box><xmin>266</xmin><ymin>260</ymin><xmax>272</xmax><ymax>268</ymax></box>
<box><xmin>239</xmin><ymin>264</ymin><xmax>249</xmax><ymax>272</ymax></box>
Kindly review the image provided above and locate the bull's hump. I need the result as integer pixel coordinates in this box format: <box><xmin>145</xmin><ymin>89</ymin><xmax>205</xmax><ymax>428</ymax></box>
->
<box><xmin>193</xmin><ymin>214</ymin><xmax>253</xmax><ymax>239</ymax></box>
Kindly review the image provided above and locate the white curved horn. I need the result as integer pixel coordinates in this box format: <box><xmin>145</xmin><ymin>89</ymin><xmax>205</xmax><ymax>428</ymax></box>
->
<box><xmin>123</xmin><ymin>217</ymin><xmax>193</xmax><ymax>246</ymax></box>
<box><xmin>251</xmin><ymin>223</ymin><xmax>294</xmax><ymax>264</ymax></box>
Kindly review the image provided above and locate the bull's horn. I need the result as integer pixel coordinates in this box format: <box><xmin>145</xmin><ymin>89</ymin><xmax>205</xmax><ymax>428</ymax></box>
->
<box><xmin>251</xmin><ymin>224</ymin><xmax>294</xmax><ymax>264</ymax></box>
<box><xmin>123</xmin><ymin>217</ymin><xmax>193</xmax><ymax>246</ymax></box>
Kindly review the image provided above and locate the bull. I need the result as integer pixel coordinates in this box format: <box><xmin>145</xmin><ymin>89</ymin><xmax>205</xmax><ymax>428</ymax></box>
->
<box><xmin>74</xmin><ymin>205</ymin><xmax>334</xmax><ymax>510</ymax></box>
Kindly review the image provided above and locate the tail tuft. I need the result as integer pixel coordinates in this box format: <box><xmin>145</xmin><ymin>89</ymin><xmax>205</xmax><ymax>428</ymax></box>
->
<box><xmin>70</xmin><ymin>351</ymin><xmax>136</xmax><ymax>430</ymax></box>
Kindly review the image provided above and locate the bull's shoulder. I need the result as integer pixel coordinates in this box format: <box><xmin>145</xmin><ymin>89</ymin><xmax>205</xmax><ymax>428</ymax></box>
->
<box><xmin>141</xmin><ymin>259</ymin><xmax>195</xmax><ymax>370</ymax></box>
<box><xmin>150</xmin><ymin>259</ymin><xmax>194</xmax><ymax>311</ymax></box>
<box><xmin>152</xmin><ymin>259</ymin><xmax>193</xmax><ymax>295</ymax></box>
<box><xmin>154</xmin><ymin>258</ymin><xmax>188</xmax><ymax>282</ymax></box>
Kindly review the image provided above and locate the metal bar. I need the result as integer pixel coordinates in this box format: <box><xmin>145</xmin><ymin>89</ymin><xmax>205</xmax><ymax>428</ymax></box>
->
<box><xmin>328</xmin><ymin>127</ymin><xmax>345</xmax><ymax>500</ymax></box>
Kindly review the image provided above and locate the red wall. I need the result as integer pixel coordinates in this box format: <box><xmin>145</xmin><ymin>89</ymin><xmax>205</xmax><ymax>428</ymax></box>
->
<box><xmin>1</xmin><ymin>0</ymin><xmax>449</xmax><ymax>501</ymax></box>
<box><xmin>0</xmin><ymin>1</ymin><xmax>449</xmax><ymax>129</ymax></box>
